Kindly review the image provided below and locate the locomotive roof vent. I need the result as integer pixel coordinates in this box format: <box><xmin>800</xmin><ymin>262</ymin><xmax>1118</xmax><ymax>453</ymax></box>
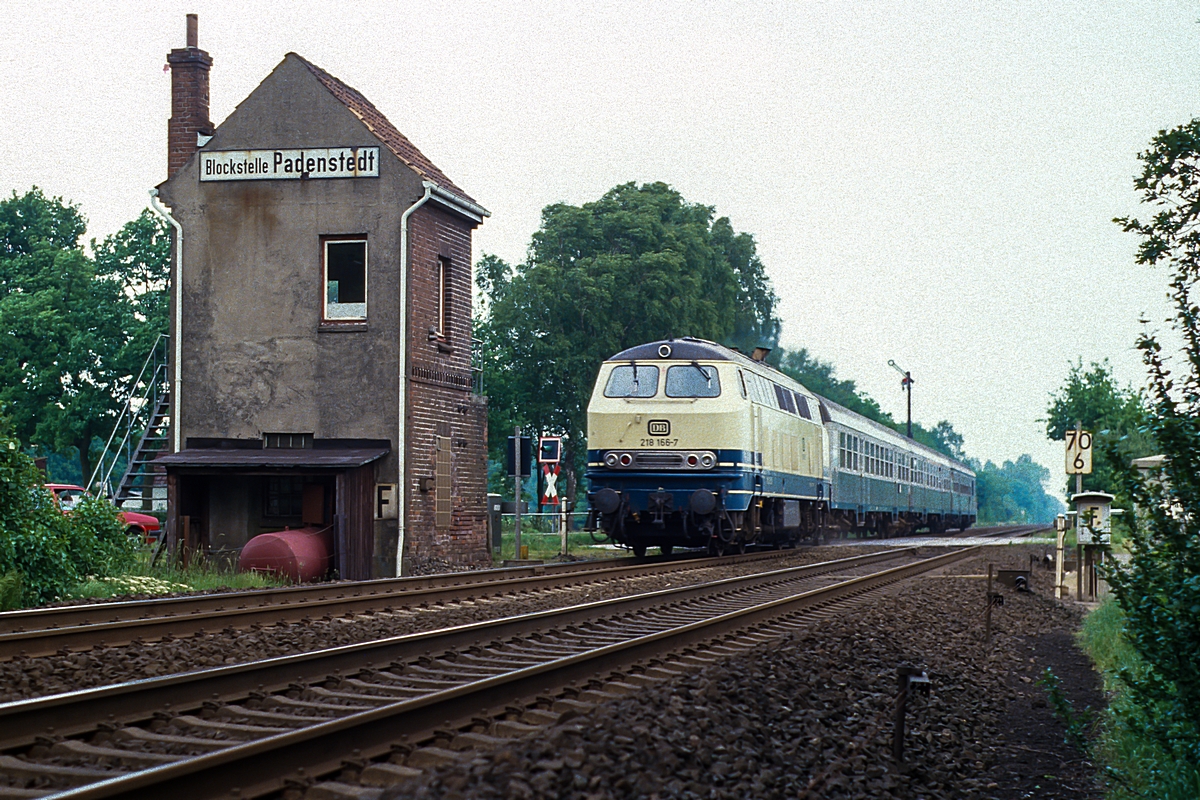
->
<box><xmin>751</xmin><ymin>346</ymin><xmax>772</xmax><ymax>362</ymax></box>
<box><xmin>658</xmin><ymin>344</ymin><xmax>672</xmax><ymax>358</ymax></box>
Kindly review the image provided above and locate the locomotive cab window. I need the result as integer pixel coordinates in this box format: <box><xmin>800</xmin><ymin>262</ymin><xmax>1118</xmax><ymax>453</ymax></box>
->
<box><xmin>793</xmin><ymin>392</ymin><xmax>812</xmax><ymax>419</ymax></box>
<box><xmin>604</xmin><ymin>365</ymin><xmax>659</xmax><ymax>397</ymax></box>
<box><xmin>323</xmin><ymin>238</ymin><xmax>367</xmax><ymax>321</ymax></box>
<box><xmin>774</xmin><ymin>384</ymin><xmax>796</xmax><ymax>413</ymax></box>
<box><xmin>666</xmin><ymin>364</ymin><xmax>721</xmax><ymax>397</ymax></box>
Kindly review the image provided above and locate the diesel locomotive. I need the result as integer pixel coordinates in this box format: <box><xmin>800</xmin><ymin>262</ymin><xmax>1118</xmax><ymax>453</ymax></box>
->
<box><xmin>584</xmin><ymin>338</ymin><xmax>976</xmax><ymax>555</ymax></box>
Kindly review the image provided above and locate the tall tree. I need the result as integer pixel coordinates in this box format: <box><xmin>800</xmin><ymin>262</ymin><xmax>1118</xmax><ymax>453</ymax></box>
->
<box><xmin>971</xmin><ymin>455</ymin><xmax>1063</xmax><ymax>525</ymax></box>
<box><xmin>475</xmin><ymin>182</ymin><xmax>780</xmax><ymax>485</ymax></box>
<box><xmin>92</xmin><ymin>208</ymin><xmax>171</xmax><ymax>371</ymax></box>
<box><xmin>1045</xmin><ymin>359</ymin><xmax>1152</xmax><ymax>499</ymax></box>
<box><xmin>0</xmin><ymin>190</ymin><xmax>168</xmax><ymax>482</ymax></box>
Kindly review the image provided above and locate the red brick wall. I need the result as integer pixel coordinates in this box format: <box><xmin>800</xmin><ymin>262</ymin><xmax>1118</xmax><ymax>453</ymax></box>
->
<box><xmin>404</xmin><ymin>203</ymin><xmax>489</xmax><ymax>565</ymax></box>
<box><xmin>167</xmin><ymin>46</ymin><xmax>213</xmax><ymax>178</ymax></box>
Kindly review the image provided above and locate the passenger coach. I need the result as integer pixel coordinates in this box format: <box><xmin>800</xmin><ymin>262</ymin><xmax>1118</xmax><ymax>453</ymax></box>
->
<box><xmin>584</xmin><ymin>338</ymin><xmax>976</xmax><ymax>555</ymax></box>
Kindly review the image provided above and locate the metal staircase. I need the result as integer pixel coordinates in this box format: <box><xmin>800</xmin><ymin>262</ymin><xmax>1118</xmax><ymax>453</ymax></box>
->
<box><xmin>90</xmin><ymin>334</ymin><xmax>171</xmax><ymax>511</ymax></box>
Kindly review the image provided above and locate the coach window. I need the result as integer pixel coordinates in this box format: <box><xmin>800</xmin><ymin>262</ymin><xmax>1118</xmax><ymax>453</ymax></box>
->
<box><xmin>666</xmin><ymin>364</ymin><xmax>721</xmax><ymax>397</ymax></box>
<box><xmin>604</xmin><ymin>365</ymin><xmax>659</xmax><ymax>397</ymax></box>
<box><xmin>323</xmin><ymin>237</ymin><xmax>367</xmax><ymax>322</ymax></box>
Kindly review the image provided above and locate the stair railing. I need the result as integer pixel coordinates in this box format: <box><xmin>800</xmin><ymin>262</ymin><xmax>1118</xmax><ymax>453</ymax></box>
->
<box><xmin>89</xmin><ymin>334</ymin><xmax>170</xmax><ymax>496</ymax></box>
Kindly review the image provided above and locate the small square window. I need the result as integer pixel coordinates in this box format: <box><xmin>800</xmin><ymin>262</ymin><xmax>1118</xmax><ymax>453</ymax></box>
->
<box><xmin>264</xmin><ymin>477</ymin><xmax>305</xmax><ymax>517</ymax></box>
<box><xmin>324</xmin><ymin>238</ymin><xmax>367</xmax><ymax>322</ymax></box>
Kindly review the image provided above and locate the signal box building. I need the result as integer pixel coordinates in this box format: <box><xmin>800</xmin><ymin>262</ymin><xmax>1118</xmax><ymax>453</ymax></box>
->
<box><xmin>155</xmin><ymin>19</ymin><xmax>490</xmax><ymax>578</ymax></box>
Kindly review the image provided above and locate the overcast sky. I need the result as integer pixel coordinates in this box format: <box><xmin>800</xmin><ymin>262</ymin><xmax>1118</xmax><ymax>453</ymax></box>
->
<box><xmin>2</xmin><ymin>0</ymin><xmax>1196</xmax><ymax>496</ymax></box>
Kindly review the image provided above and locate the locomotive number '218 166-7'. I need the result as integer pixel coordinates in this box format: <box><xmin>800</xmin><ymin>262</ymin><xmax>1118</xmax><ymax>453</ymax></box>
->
<box><xmin>639</xmin><ymin>438</ymin><xmax>679</xmax><ymax>447</ymax></box>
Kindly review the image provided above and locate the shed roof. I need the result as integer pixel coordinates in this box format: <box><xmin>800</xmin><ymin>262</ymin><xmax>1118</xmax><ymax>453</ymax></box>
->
<box><xmin>293</xmin><ymin>53</ymin><xmax>476</xmax><ymax>205</ymax></box>
<box><xmin>156</xmin><ymin>447</ymin><xmax>388</xmax><ymax>470</ymax></box>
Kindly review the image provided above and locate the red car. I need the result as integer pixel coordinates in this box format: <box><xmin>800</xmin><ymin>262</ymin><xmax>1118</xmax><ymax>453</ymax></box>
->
<box><xmin>46</xmin><ymin>484</ymin><xmax>163</xmax><ymax>542</ymax></box>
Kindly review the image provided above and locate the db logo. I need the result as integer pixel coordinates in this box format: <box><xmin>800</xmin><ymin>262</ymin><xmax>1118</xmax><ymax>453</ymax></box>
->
<box><xmin>648</xmin><ymin>420</ymin><xmax>671</xmax><ymax>436</ymax></box>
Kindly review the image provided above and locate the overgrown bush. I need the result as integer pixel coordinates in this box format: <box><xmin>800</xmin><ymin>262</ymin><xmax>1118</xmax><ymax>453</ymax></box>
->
<box><xmin>0</xmin><ymin>427</ymin><xmax>136</xmax><ymax>606</ymax></box>
<box><xmin>1081</xmin><ymin>599</ymin><xmax>1200</xmax><ymax>799</ymax></box>
<box><xmin>1108</xmin><ymin>118</ymin><xmax>1200</xmax><ymax>777</ymax></box>
<box><xmin>0</xmin><ymin>571</ymin><xmax>22</xmax><ymax>611</ymax></box>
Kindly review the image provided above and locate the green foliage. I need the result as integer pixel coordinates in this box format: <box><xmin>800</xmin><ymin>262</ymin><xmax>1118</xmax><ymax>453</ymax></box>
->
<box><xmin>1036</xmin><ymin>667</ymin><xmax>1094</xmax><ymax>754</ymax></box>
<box><xmin>92</xmin><ymin>208</ymin><xmax>171</xmax><ymax>374</ymax></box>
<box><xmin>475</xmin><ymin>182</ymin><xmax>780</xmax><ymax>477</ymax></box>
<box><xmin>971</xmin><ymin>455</ymin><xmax>1064</xmax><ymax>524</ymax></box>
<box><xmin>0</xmin><ymin>571</ymin><xmax>22</xmax><ymax>611</ymax></box>
<box><xmin>1081</xmin><ymin>599</ymin><xmax>1200</xmax><ymax>799</ymax></box>
<box><xmin>0</xmin><ymin>421</ymin><xmax>136</xmax><ymax>606</ymax></box>
<box><xmin>1102</xmin><ymin>118</ymin><xmax>1200</xmax><ymax>771</ymax></box>
<box><xmin>1046</xmin><ymin>359</ymin><xmax>1153</xmax><ymax>499</ymax></box>
<box><xmin>0</xmin><ymin>189</ymin><xmax>170</xmax><ymax>483</ymax></box>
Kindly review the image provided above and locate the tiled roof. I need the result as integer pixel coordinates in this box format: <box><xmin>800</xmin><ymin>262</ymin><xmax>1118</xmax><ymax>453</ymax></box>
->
<box><xmin>294</xmin><ymin>54</ymin><xmax>475</xmax><ymax>204</ymax></box>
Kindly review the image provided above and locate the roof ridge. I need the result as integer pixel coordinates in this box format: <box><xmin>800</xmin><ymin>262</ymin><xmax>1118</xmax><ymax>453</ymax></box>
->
<box><xmin>289</xmin><ymin>53</ymin><xmax>475</xmax><ymax>205</ymax></box>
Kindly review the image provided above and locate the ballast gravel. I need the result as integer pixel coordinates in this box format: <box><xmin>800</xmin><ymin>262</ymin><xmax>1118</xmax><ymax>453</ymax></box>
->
<box><xmin>373</xmin><ymin>545</ymin><xmax>1102</xmax><ymax>800</ymax></box>
<box><xmin>0</xmin><ymin>546</ymin><xmax>890</xmax><ymax>702</ymax></box>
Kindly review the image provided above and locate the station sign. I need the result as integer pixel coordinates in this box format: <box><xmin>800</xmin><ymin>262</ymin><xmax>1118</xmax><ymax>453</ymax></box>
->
<box><xmin>1065</xmin><ymin>428</ymin><xmax>1092</xmax><ymax>475</ymax></box>
<box><xmin>199</xmin><ymin>147</ymin><xmax>380</xmax><ymax>181</ymax></box>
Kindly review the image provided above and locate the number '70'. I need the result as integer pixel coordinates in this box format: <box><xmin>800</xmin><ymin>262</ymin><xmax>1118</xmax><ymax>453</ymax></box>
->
<box><xmin>1066</xmin><ymin>429</ymin><xmax>1092</xmax><ymax>470</ymax></box>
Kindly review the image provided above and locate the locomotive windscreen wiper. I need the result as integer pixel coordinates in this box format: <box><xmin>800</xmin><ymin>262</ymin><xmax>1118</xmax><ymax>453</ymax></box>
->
<box><xmin>630</xmin><ymin>360</ymin><xmax>639</xmax><ymax>392</ymax></box>
<box><xmin>691</xmin><ymin>361</ymin><xmax>712</xmax><ymax>384</ymax></box>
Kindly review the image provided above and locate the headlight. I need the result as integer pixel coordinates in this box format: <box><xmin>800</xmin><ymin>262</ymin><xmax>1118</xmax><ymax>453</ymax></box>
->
<box><xmin>700</xmin><ymin>453</ymin><xmax>715</xmax><ymax>468</ymax></box>
<box><xmin>604</xmin><ymin>452</ymin><xmax>619</xmax><ymax>467</ymax></box>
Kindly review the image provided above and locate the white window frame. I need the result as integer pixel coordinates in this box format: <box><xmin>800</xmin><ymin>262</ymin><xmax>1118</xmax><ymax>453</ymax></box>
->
<box><xmin>323</xmin><ymin>237</ymin><xmax>368</xmax><ymax>322</ymax></box>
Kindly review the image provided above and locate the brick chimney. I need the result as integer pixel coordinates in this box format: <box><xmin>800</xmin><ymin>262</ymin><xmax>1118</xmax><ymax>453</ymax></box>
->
<box><xmin>166</xmin><ymin>14</ymin><xmax>213</xmax><ymax>178</ymax></box>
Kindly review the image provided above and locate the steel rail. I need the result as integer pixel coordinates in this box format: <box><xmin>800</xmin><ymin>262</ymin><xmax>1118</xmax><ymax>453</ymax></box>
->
<box><xmin>0</xmin><ymin>523</ymin><xmax>1026</xmax><ymax>636</ymax></box>
<box><xmin>48</xmin><ymin>546</ymin><xmax>978</xmax><ymax>800</ymax></box>
<box><xmin>0</xmin><ymin>526</ymin><xmax>1031</xmax><ymax>664</ymax></box>
<box><xmin>0</xmin><ymin>548</ymin><xmax>802</xmax><ymax>661</ymax></box>
<box><xmin>0</xmin><ymin>547</ymin><xmax>915</xmax><ymax>751</ymax></box>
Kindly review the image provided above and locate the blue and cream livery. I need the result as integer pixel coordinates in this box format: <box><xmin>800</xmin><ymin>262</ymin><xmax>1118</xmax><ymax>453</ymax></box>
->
<box><xmin>584</xmin><ymin>338</ymin><xmax>976</xmax><ymax>555</ymax></box>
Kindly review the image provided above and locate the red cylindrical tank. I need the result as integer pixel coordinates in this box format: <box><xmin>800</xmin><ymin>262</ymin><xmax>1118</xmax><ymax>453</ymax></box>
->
<box><xmin>238</xmin><ymin>526</ymin><xmax>333</xmax><ymax>583</ymax></box>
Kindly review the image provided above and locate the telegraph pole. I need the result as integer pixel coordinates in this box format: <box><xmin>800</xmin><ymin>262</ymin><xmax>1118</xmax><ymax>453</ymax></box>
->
<box><xmin>888</xmin><ymin>360</ymin><xmax>914</xmax><ymax>438</ymax></box>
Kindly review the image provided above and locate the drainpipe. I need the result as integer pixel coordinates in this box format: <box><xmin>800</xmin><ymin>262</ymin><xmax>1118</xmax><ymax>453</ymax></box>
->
<box><xmin>148</xmin><ymin>188</ymin><xmax>183</xmax><ymax>454</ymax></box>
<box><xmin>396</xmin><ymin>181</ymin><xmax>435</xmax><ymax>577</ymax></box>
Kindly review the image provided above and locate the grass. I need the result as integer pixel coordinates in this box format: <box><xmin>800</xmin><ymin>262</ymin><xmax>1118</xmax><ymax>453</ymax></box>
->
<box><xmin>1079</xmin><ymin>598</ymin><xmax>1200</xmax><ymax>799</ymax></box>
<box><xmin>67</xmin><ymin>547</ymin><xmax>288</xmax><ymax>600</ymax></box>
<box><xmin>495</xmin><ymin>530</ymin><xmax>616</xmax><ymax>562</ymax></box>
<box><xmin>492</xmin><ymin>514</ymin><xmax>625</xmax><ymax>561</ymax></box>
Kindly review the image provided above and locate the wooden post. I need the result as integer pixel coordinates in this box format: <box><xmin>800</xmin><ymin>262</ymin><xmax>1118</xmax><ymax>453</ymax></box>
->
<box><xmin>1055</xmin><ymin>527</ymin><xmax>1065</xmax><ymax>600</ymax></box>
<box><xmin>1080</xmin><ymin>544</ymin><xmax>1089</xmax><ymax>599</ymax></box>
<box><xmin>985</xmin><ymin>564</ymin><xmax>994</xmax><ymax>642</ymax></box>
<box><xmin>513</xmin><ymin>426</ymin><xmax>522</xmax><ymax>559</ymax></box>
<box><xmin>165</xmin><ymin>471</ymin><xmax>179</xmax><ymax>560</ymax></box>
<box><xmin>560</xmin><ymin>498</ymin><xmax>568</xmax><ymax>557</ymax></box>
<box><xmin>180</xmin><ymin>515</ymin><xmax>192</xmax><ymax>568</ymax></box>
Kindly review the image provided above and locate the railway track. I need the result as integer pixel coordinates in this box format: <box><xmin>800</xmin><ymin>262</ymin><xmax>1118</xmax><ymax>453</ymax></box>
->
<box><xmin>0</xmin><ymin>545</ymin><xmax>979</xmax><ymax>799</ymax></box>
<box><xmin>0</xmin><ymin>525</ymin><xmax>1037</xmax><ymax>663</ymax></box>
<box><xmin>0</xmin><ymin>549</ymin><xmax>801</xmax><ymax>661</ymax></box>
